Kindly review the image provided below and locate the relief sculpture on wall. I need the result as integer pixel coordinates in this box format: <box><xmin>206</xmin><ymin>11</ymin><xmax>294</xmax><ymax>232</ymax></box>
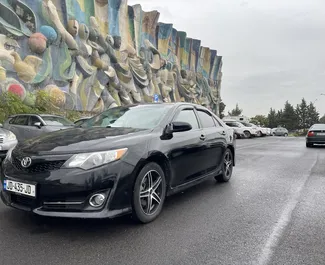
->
<box><xmin>0</xmin><ymin>0</ymin><xmax>223</xmax><ymax>115</ymax></box>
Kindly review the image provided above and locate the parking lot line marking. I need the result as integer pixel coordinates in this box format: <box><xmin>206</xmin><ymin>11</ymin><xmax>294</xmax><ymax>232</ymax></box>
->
<box><xmin>256</xmin><ymin>154</ymin><xmax>318</xmax><ymax>265</ymax></box>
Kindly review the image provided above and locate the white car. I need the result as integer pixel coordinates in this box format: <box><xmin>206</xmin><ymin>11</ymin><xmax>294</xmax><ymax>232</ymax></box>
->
<box><xmin>223</xmin><ymin>119</ymin><xmax>257</xmax><ymax>138</ymax></box>
<box><xmin>239</xmin><ymin>121</ymin><xmax>262</xmax><ymax>137</ymax></box>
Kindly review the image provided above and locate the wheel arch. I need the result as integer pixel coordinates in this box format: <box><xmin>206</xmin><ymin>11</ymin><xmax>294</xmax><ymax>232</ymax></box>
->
<box><xmin>133</xmin><ymin>151</ymin><xmax>172</xmax><ymax>188</ymax></box>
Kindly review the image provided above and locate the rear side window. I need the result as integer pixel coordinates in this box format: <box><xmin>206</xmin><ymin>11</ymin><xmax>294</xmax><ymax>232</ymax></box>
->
<box><xmin>197</xmin><ymin>110</ymin><xmax>215</xmax><ymax>128</ymax></box>
<box><xmin>174</xmin><ymin>109</ymin><xmax>199</xmax><ymax>130</ymax></box>
<box><xmin>12</xmin><ymin>116</ymin><xmax>29</xmax><ymax>125</ymax></box>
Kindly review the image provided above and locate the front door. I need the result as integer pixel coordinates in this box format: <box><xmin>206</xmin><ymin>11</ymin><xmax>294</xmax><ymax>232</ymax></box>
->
<box><xmin>167</xmin><ymin>107</ymin><xmax>206</xmax><ymax>187</ymax></box>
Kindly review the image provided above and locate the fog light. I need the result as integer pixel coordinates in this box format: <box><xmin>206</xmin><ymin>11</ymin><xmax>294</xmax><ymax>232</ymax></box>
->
<box><xmin>89</xmin><ymin>193</ymin><xmax>106</xmax><ymax>208</ymax></box>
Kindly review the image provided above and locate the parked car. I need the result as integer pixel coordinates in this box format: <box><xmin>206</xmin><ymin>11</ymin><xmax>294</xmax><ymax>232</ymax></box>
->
<box><xmin>0</xmin><ymin>125</ymin><xmax>17</xmax><ymax>161</ymax></box>
<box><xmin>3</xmin><ymin>114</ymin><xmax>74</xmax><ymax>141</ymax></box>
<box><xmin>1</xmin><ymin>103</ymin><xmax>235</xmax><ymax>223</ymax></box>
<box><xmin>306</xmin><ymin>124</ymin><xmax>325</xmax><ymax>147</ymax></box>
<box><xmin>74</xmin><ymin>117</ymin><xmax>92</xmax><ymax>126</ymax></box>
<box><xmin>273</xmin><ymin>127</ymin><xmax>288</xmax><ymax>137</ymax></box>
<box><xmin>223</xmin><ymin>119</ymin><xmax>250</xmax><ymax>138</ymax></box>
<box><xmin>239</xmin><ymin>121</ymin><xmax>260</xmax><ymax>137</ymax></box>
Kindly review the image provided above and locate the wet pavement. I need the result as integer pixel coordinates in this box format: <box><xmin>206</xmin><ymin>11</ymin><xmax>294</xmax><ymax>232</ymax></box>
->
<box><xmin>1</xmin><ymin>137</ymin><xmax>325</xmax><ymax>265</ymax></box>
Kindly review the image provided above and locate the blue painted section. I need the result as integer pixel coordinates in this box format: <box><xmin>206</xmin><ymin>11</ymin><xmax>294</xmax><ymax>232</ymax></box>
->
<box><xmin>108</xmin><ymin>0</ymin><xmax>122</xmax><ymax>36</ymax></box>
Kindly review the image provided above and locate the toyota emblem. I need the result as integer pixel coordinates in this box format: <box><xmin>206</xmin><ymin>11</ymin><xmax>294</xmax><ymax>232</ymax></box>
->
<box><xmin>21</xmin><ymin>157</ymin><xmax>32</xmax><ymax>168</ymax></box>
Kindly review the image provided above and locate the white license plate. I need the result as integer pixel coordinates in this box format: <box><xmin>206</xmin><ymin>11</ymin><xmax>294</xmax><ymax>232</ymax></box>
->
<box><xmin>4</xmin><ymin>180</ymin><xmax>36</xmax><ymax>197</ymax></box>
<box><xmin>317</xmin><ymin>133</ymin><xmax>325</xmax><ymax>136</ymax></box>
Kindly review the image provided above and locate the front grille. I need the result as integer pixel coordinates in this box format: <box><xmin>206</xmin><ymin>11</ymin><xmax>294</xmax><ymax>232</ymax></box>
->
<box><xmin>11</xmin><ymin>194</ymin><xmax>36</xmax><ymax>208</ymax></box>
<box><xmin>11</xmin><ymin>156</ymin><xmax>65</xmax><ymax>173</ymax></box>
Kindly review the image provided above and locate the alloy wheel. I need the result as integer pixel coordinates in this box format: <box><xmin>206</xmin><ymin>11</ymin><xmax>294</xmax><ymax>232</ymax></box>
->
<box><xmin>139</xmin><ymin>170</ymin><xmax>163</xmax><ymax>216</ymax></box>
<box><xmin>224</xmin><ymin>151</ymin><xmax>233</xmax><ymax>178</ymax></box>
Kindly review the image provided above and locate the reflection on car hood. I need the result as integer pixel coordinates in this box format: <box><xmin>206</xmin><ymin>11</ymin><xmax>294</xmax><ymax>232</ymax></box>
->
<box><xmin>0</xmin><ymin>128</ymin><xmax>12</xmax><ymax>137</ymax></box>
<box><xmin>17</xmin><ymin>127</ymin><xmax>150</xmax><ymax>154</ymax></box>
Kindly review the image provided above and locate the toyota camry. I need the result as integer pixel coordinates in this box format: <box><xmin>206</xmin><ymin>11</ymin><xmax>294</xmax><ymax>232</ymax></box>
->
<box><xmin>1</xmin><ymin>103</ymin><xmax>236</xmax><ymax>223</ymax></box>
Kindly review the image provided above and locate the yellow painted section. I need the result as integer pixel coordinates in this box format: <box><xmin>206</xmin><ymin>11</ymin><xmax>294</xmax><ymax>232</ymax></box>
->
<box><xmin>77</xmin><ymin>0</ymin><xmax>85</xmax><ymax>12</ymax></box>
<box><xmin>158</xmin><ymin>39</ymin><xmax>169</xmax><ymax>57</ymax></box>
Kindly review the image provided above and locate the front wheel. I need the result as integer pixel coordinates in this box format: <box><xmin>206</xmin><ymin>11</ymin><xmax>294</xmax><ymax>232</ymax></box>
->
<box><xmin>132</xmin><ymin>162</ymin><xmax>166</xmax><ymax>224</ymax></box>
<box><xmin>284</xmin><ymin>133</ymin><xmax>288</xmax><ymax>137</ymax></box>
<box><xmin>215</xmin><ymin>148</ymin><xmax>234</xmax><ymax>182</ymax></box>
<box><xmin>244</xmin><ymin>131</ymin><xmax>251</xmax><ymax>138</ymax></box>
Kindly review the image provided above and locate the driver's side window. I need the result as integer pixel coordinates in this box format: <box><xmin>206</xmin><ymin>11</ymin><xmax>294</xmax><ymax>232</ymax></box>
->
<box><xmin>174</xmin><ymin>109</ymin><xmax>199</xmax><ymax>130</ymax></box>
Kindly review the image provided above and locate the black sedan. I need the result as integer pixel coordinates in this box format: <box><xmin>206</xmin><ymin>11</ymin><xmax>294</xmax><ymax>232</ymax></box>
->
<box><xmin>306</xmin><ymin>124</ymin><xmax>325</xmax><ymax>147</ymax></box>
<box><xmin>1</xmin><ymin>103</ymin><xmax>235</xmax><ymax>223</ymax></box>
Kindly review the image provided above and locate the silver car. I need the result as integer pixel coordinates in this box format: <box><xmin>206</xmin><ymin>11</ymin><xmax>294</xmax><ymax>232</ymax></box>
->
<box><xmin>273</xmin><ymin>127</ymin><xmax>289</xmax><ymax>137</ymax></box>
<box><xmin>0</xmin><ymin>125</ymin><xmax>18</xmax><ymax>161</ymax></box>
<box><xmin>3</xmin><ymin>114</ymin><xmax>74</xmax><ymax>142</ymax></box>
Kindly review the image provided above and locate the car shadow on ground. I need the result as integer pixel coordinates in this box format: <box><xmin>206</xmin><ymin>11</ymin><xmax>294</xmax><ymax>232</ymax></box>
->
<box><xmin>2</xmin><ymin>177</ymin><xmax>233</xmax><ymax>238</ymax></box>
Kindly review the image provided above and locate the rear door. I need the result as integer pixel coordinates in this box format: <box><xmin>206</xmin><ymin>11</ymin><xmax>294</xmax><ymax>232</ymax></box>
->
<box><xmin>167</xmin><ymin>106</ymin><xmax>206</xmax><ymax>187</ymax></box>
<box><xmin>7</xmin><ymin>115</ymin><xmax>30</xmax><ymax>141</ymax></box>
<box><xmin>196</xmin><ymin>108</ymin><xmax>227</xmax><ymax>173</ymax></box>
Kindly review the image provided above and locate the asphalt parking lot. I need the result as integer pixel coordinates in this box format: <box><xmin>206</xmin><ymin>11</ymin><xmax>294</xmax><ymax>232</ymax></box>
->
<box><xmin>1</xmin><ymin>136</ymin><xmax>325</xmax><ymax>265</ymax></box>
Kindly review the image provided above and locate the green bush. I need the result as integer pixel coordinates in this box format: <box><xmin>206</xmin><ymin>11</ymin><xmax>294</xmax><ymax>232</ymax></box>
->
<box><xmin>0</xmin><ymin>92</ymin><xmax>94</xmax><ymax>123</ymax></box>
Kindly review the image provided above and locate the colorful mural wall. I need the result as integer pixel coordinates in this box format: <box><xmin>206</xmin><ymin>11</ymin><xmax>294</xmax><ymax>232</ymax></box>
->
<box><xmin>0</xmin><ymin>0</ymin><xmax>223</xmax><ymax>114</ymax></box>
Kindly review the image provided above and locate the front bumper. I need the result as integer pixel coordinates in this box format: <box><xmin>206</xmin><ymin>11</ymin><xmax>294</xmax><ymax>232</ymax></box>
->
<box><xmin>0</xmin><ymin>159</ymin><xmax>135</xmax><ymax>218</ymax></box>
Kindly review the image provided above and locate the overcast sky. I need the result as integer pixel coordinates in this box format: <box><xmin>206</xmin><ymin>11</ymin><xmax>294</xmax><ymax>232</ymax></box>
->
<box><xmin>128</xmin><ymin>0</ymin><xmax>325</xmax><ymax>117</ymax></box>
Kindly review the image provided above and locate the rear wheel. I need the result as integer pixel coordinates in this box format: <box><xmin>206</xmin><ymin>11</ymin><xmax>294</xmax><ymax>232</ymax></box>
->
<box><xmin>284</xmin><ymin>133</ymin><xmax>288</xmax><ymax>137</ymax></box>
<box><xmin>132</xmin><ymin>162</ymin><xmax>166</xmax><ymax>224</ymax></box>
<box><xmin>215</xmin><ymin>149</ymin><xmax>233</xmax><ymax>182</ymax></box>
<box><xmin>256</xmin><ymin>131</ymin><xmax>262</xmax><ymax>137</ymax></box>
<box><xmin>306</xmin><ymin>143</ymin><xmax>313</xmax><ymax>148</ymax></box>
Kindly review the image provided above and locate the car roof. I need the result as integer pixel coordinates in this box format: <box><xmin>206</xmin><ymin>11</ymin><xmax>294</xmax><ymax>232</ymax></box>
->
<box><xmin>8</xmin><ymin>114</ymin><xmax>64</xmax><ymax>118</ymax></box>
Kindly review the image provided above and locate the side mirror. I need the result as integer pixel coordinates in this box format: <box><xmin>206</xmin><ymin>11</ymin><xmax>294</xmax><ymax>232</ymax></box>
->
<box><xmin>161</xmin><ymin>122</ymin><xmax>192</xmax><ymax>140</ymax></box>
<box><xmin>172</xmin><ymin>121</ymin><xmax>192</xmax><ymax>133</ymax></box>
<box><xmin>34</xmin><ymin>122</ymin><xmax>42</xmax><ymax>129</ymax></box>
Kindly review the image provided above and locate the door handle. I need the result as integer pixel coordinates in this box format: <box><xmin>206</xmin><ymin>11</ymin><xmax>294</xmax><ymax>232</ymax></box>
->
<box><xmin>200</xmin><ymin>135</ymin><xmax>206</xmax><ymax>141</ymax></box>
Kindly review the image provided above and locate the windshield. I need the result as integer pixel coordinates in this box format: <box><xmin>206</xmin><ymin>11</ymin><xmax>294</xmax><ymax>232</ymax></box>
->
<box><xmin>226</xmin><ymin>121</ymin><xmax>244</xmax><ymax>128</ymax></box>
<box><xmin>82</xmin><ymin>105</ymin><xmax>172</xmax><ymax>129</ymax></box>
<box><xmin>241</xmin><ymin>122</ymin><xmax>253</xmax><ymax>127</ymax></box>
<box><xmin>42</xmin><ymin>116</ymin><xmax>74</xmax><ymax>126</ymax></box>
<box><xmin>310</xmin><ymin>124</ymin><xmax>325</xmax><ymax>130</ymax></box>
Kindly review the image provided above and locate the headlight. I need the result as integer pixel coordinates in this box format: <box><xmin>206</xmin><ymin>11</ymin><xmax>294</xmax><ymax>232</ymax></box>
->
<box><xmin>63</xmin><ymin>148</ymin><xmax>128</xmax><ymax>170</ymax></box>
<box><xmin>7</xmin><ymin>132</ymin><xmax>16</xmax><ymax>141</ymax></box>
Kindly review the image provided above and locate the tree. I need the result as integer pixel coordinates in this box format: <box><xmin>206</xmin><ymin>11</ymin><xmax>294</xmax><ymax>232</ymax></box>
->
<box><xmin>267</xmin><ymin>108</ymin><xmax>278</xmax><ymax>128</ymax></box>
<box><xmin>306</xmin><ymin>101</ymin><xmax>319</xmax><ymax>127</ymax></box>
<box><xmin>228</xmin><ymin>103</ymin><xmax>243</xmax><ymax>116</ymax></box>
<box><xmin>296</xmin><ymin>98</ymin><xmax>309</xmax><ymax>130</ymax></box>
<box><xmin>219</xmin><ymin>100</ymin><xmax>226</xmax><ymax>119</ymax></box>
<box><xmin>276</xmin><ymin>109</ymin><xmax>284</xmax><ymax>127</ymax></box>
<box><xmin>320</xmin><ymin>114</ymin><xmax>325</xmax><ymax>124</ymax></box>
<box><xmin>281</xmin><ymin>101</ymin><xmax>299</xmax><ymax>131</ymax></box>
<box><xmin>251</xmin><ymin>115</ymin><xmax>268</xmax><ymax>126</ymax></box>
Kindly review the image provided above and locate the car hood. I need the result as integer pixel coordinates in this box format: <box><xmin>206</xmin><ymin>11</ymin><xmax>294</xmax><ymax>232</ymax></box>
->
<box><xmin>17</xmin><ymin>127</ymin><xmax>151</xmax><ymax>154</ymax></box>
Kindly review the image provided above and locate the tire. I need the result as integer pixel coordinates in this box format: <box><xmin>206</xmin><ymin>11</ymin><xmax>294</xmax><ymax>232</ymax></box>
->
<box><xmin>306</xmin><ymin>143</ymin><xmax>313</xmax><ymax>148</ymax></box>
<box><xmin>215</xmin><ymin>148</ymin><xmax>234</xmax><ymax>183</ymax></box>
<box><xmin>132</xmin><ymin>162</ymin><xmax>166</xmax><ymax>224</ymax></box>
<box><xmin>284</xmin><ymin>133</ymin><xmax>288</xmax><ymax>137</ymax></box>
<box><xmin>256</xmin><ymin>131</ymin><xmax>262</xmax><ymax>137</ymax></box>
<box><xmin>244</xmin><ymin>131</ymin><xmax>251</xmax><ymax>138</ymax></box>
